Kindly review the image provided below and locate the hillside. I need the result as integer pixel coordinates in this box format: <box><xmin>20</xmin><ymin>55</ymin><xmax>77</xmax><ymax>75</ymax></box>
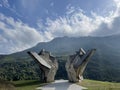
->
<box><xmin>13</xmin><ymin>79</ymin><xmax>120</xmax><ymax>90</ymax></box>
<box><xmin>0</xmin><ymin>35</ymin><xmax>120</xmax><ymax>82</ymax></box>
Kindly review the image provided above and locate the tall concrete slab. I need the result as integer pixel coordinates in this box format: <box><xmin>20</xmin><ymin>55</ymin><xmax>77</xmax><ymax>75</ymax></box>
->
<box><xmin>66</xmin><ymin>48</ymin><xmax>96</xmax><ymax>83</ymax></box>
<box><xmin>28</xmin><ymin>49</ymin><xmax>58</xmax><ymax>83</ymax></box>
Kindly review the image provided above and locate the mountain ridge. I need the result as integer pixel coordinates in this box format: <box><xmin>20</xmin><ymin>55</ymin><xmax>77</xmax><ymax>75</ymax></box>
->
<box><xmin>0</xmin><ymin>34</ymin><xmax>120</xmax><ymax>82</ymax></box>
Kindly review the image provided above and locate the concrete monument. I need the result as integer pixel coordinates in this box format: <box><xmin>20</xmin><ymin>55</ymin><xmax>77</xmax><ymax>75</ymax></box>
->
<box><xmin>28</xmin><ymin>49</ymin><xmax>58</xmax><ymax>83</ymax></box>
<box><xmin>66</xmin><ymin>48</ymin><xmax>96</xmax><ymax>83</ymax></box>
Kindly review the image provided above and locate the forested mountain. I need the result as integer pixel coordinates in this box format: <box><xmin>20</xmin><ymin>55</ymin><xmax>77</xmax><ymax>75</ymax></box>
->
<box><xmin>0</xmin><ymin>35</ymin><xmax>120</xmax><ymax>82</ymax></box>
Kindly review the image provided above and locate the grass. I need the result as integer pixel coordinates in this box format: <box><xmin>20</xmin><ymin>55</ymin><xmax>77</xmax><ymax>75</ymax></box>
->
<box><xmin>78</xmin><ymin>79</ymin><xmax>120</xmax><ymax>90</ymax></box>
<box><xmin>13</xmin><ymin>80</ymin><xmax>46</xmax><ymax>90</ymax></box>
<box><xmin>1</xmin><ymin>79</ymin><xmax>120</xmax><ymax>90</ymax></box>
<box><xmin>0</xmin><ymin>79</ymin><xmax>15</xmax><ymax>90</ymax></box>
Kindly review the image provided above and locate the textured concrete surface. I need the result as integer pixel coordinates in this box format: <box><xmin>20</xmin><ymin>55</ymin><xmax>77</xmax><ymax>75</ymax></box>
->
<box><xmin>28</xmin><ymin>49</ymin><xmax>58</xmax><ymax>82</ymax></box>
<box><xmin>66</xmin><ymin>48</ymin><xmax>96</xmax><ymax>82</ymax></box>
<box><xmin>36</xmin><ymin>80</ymin><xmax>87</xmax><ymax>90</ymax></box>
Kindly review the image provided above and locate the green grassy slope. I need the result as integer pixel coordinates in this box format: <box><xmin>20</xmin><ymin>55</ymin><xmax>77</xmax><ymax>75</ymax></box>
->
<box><xmin>4</xmin><ymin>79</ymin><xmax>119</xmax><ymax>90</ymax></box>
<box><xmin>79</xmin><ymin>79</ymin><xmax>120</xmax><ymax>90</ymax></box>
<box><xmin>13</xmin><ymin>80</ymin><xmax>46</xmax><ymax>90</ymax></box>
<box><xmin>0</xmin><ymin>79</ymin><xmax>15</xmax><ymax>90</ymax></box>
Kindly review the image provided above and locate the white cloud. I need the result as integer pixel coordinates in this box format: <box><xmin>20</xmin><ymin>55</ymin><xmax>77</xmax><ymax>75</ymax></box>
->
<box><xmin>91</xmin><ymin>0</ymin><xmax>120</xmax><ymax>36</ymax></box>
<box><xmin>50</xmin><ymin>2</ymin><xmax>54</xmax><ymax>7</ymax></box>
<box><xmin>1</xmin><ymin>0</ymin><xmax>120</xmax><ymax>54</ymax></box>
<box><xmin>1</xmin><ymin>0</ymin><xmax>10</xmax><ymax>7</ymax></box>
<box><xmin>0</xmin><ymin>4</ymin><xmax>2</xmax><ymax>7</ymax></box>
<box><xmin>37</xmin><ymin>0</ymin><xmax>120</xmax><ymax>38</ymax></box>
<box><xmin>0</xmin><ymin>13</ymin><xmax>45</xmax><ymax>54</ymax></box>
<box><xmin>113</xmin><ymin>0</ymin><xmax>120</xmax><ymax>16</ymax></box>
<box><xmin>0</xmin><ymin>0</ymin><xmax>23</xmax><ymax>18</ymax></box>
<box><xmin>37</xmin><ymin>6</ymin><xmax>114</xmax><ymax>38</ymax></box>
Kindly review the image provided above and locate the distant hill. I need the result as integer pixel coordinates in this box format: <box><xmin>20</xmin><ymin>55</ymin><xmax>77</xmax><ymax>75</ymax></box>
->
<box><xmin>0</xmin><ymin>35</ymin><xmax>120</xmax><ymax>82</ymax></box>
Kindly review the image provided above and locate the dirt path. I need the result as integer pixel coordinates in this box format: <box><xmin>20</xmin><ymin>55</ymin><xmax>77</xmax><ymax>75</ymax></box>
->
<box><xmin>36</xmin><ymin>80</ymin><xmax>87</xmax><ymax>90</ymax></box>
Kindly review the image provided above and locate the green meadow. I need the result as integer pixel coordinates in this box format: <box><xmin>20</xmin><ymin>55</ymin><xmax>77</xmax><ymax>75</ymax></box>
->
<box><xmin>13</xmin><ymin>80</ymin><xmax>46</xmax><ymax>90</ymax></box>
<box><xmin>0</xmin><ymin>79</ymin><xmax>120</xmax><ymax>90</ymax></box>
<box><xmin>14</xmin><ymin>79</ymin><xmax>120</xmax><ymax>90</ymax></box>
<box><xmin>79</xmin><ymin>79</ymin><xmax>120</xmax><ymax>90</ymax></box>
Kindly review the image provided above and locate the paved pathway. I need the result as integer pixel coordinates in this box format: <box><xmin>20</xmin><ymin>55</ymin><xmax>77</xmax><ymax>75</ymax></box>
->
<box><xmin>36</xmin><ymin>80</ymin><xmax>87</xmax><ymax>90</ymax></box>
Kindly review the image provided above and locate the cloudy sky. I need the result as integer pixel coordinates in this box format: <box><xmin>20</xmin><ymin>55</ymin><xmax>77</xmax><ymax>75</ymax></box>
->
<box><xmin>0</xmin><ymin>0</ymin><xmax>120</xmax><ymax>54</ymax></box>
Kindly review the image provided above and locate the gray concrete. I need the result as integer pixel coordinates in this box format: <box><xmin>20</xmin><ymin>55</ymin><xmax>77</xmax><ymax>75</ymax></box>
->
<box><xmin>28</xmin><ymin>48</ymin><xmax>96</xmax><ymax>83</ymax></box>
<box><xmin>28</xmin><ymin>49</ymin><xmax>58</xmax><ymax>83</ymax></box>
<box><xmin>36</xmin><ymin>80</ymin><xmax>87</xmax><ymax>90</ymax></box>
<box><xmin>66</xmin><ymin>48</ymin><xmax>96</xmax><ymax>83</ymax></box>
